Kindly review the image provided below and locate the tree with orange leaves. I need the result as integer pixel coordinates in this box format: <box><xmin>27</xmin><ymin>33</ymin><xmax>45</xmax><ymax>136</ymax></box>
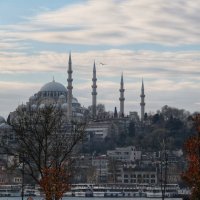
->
<box><xmin>39</xmin><ymin>166</ymin><xmax>71</xmax><ymax>200</ymax></box>
<box><xmin>5</xmin><ymin>104</ymin><xmax>86</xmax><ymax>200</ymax></box>
<box><xmin>182</xmin><ymin>114</ymin><xmax>200</xmax><ymax>200</ymax></box>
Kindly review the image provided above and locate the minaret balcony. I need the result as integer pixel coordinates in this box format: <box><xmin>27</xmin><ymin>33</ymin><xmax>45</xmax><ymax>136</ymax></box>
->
<box><xmin>67</xmin><ymin>86</ymin><xmax>73</xmax><ymax>90</ymax></box>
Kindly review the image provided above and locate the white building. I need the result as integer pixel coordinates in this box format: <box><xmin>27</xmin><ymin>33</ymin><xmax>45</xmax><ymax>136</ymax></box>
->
<box><xmin>107</xmin><ymin>146</ymin><xmax>141</xmax><ymax>162</ymax></box>
<box><xmin>119</xmin><ymin>165</ymin><xmax>157</xmax><ymax>184</ymax></box>
<box><xmin>86</xmin><ymin>121</ymin><xmax>112</xmax><ymax>141</ymax></box>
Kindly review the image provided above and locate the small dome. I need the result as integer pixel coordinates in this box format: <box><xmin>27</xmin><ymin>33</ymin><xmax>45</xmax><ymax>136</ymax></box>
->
<box><xmin>0</xmin><ymin>116</ymin><xmax>6</xmax><ymax>124</ymax></box>
<box><xmin>59</xmin><ymin>94</ymin><xmax>66</xmax><ymax>99</ymax></box>
<box><xmin>61</xmin><ymin>103</ymin><xmax>68</xmax><ymax>111</ymax></box>
<box><xmin>39</xmin><ymin>104</ymin><xmax>45</xmax><ymax>109</ymax></box>
<box><xmin>58</xmin><ymin>94</ymin><xmax>66</xmax><ymax>104</ymax></box>
<box><xmin>76</xmin><ymin>113</ymin><xmax>83</xmax><ymax>117</ymax></box>
<box><xmin>0</xmin><ymin>123</ymin><xmax>11</xmax><ymax>130</ymax></box>
<box><xmin>40</xmin><ymin>80</ymin><xmax>67</xmax><ymax>93</ymax></box>
<box><xmin>31</xmin><ymin>104</ymin><xmax>37</xmax><ymax>110</ymax></box>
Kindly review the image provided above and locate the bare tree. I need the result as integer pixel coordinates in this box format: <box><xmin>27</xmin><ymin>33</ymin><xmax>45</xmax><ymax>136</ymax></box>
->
<box><xmin>5</xmin><ymin>104</ymin><xmax>86</xmax><ymax>200</ymax></box>
<box><xmin>108</xmin><ymin>158</ymin><xmax>118</xmax><ymax>183</ymax></box>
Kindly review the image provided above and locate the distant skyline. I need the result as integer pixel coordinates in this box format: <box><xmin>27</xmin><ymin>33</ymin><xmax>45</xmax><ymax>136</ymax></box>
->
<box><xmin>0</xmin><ymin>0</ymin><xmax>200</xmax><ymax>118</ymax></box>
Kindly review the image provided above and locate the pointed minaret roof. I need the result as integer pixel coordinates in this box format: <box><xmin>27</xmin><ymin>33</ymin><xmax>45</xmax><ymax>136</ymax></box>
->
<box><xmin>68</xmin><ymin>51</ymin><xmax>72</xmax><ymax>73</ymax></box>
<box><xmin>68</xmin><ymin>51</ymin><xmax>72</xmax><ymax>65</ymax></box>
<box><xmin>93</xmin><ymin>60</ymin><xmax>96</xmax><ymax>71</ymax></box>
<box><xmin>121</xmin><ymin>72</ymin><xmax>124</xmax><ymax>85</ymax></box>
<box><xmin>142</xmin><ymin>78</ymin><xmax>144</xmax><ymax>90</ymax></box>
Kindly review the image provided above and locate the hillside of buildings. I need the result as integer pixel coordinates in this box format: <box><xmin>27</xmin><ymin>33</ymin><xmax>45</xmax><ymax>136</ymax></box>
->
<box><xmin>83</xmin><ymin>104</ymin><xmax>194</xmax><ymax>154</ymax></box>
<box><xmin>70</xmin><ymin>105</ymin><xmax>195</xmax><ymax>186</ymax></box>
<box><xmin>0</xmin><ymin>103</ymin><xmax>195</xmax><ymax>187</ymax></box>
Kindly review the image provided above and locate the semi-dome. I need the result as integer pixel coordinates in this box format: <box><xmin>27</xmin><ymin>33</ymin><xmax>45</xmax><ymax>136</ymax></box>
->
<box><xmin>29</xmin><ymin>95</ymin><xmax>36</xmax><ymax>101</ymax></box>
<box><xmin>72</xmin><ymin>98</ymin><xmax>78</xmax><ymax>104</ymax></box>
<box><xmin>39</xmin><ymin>104</ymin><xmax>45</xmax><ymax>109</ymax></box>
<box><xmin>59</xmin><ymin>94</ymin><xmax>66</xmax><ymax>99</ymax></box>
<box><xmin>40</xmin><ymin>80</ymin><xmax>67</xmax><ymax>92</ymax></box>
<box><xmin>0</xmin><ymin>116</ymin><xmax>5</xmax><ymax>124</ymax></box>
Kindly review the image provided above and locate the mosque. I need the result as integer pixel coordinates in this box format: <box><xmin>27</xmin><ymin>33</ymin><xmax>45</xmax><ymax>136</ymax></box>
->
<box><xmin>0</xmin><ymin>53</ymin><xmax>146</xmax><ymax>126</ymax></box>
<box><xmin>0</xmin><ymin>52</ymin><xmax>147</xmax><ymax>162</ymax></box>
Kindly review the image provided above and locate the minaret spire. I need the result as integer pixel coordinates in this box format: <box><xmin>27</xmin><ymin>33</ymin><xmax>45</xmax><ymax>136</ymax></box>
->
<box><xmin>119</xmin><ymin>73</ymin><xmax>125</xmax><ymax>117</ymax></box>
<box><xmin>67</xmin><ymin>52</ymin><xmax>73</xmax><ymax>121</ymax></box>
<box><xmin>140</xmin><ymin>78</ymin><xmax>145</xmax><ymax>121</ymax></box>
<box><xmin>92</xmin><ymin>61</ymin><xmax>97</xmax><ymax>119</ymax></box>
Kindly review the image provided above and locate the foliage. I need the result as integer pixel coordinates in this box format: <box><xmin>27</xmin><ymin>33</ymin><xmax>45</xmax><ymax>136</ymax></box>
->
<box><xmin>182</xmin><ymin>114</ymin><xmax>200</xmax><ymax>200</ymax></box>
<box><xmin>135</xmin><ymin>105</ymin><xmax>192</xmax><ymax>151</ymax></box>
<box><xmin>128</xmin><ymin>121</ymin><xmax>135</xmax><ymax>137</ymax></box>
<box><xmin>39</xmin><ymin>166</ymin><xmax>70</xmax><ymax>200</ymax></box>
<box><xmin>81</xmin><ymin>105</ymin><xmax>192</xmax><ymax>154</ymax></box>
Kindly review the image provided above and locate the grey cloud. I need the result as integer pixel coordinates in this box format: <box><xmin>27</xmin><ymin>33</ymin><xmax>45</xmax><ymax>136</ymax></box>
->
<box><xmin>1</xmin><ymin>0</ymin><xmax>200</xmax><ymax>46</ymax></box>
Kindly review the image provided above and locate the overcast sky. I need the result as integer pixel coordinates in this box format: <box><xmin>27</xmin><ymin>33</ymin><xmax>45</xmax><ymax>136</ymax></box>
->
<box><xmin>0</xmin><ymin>0</ymin><xmax>200</xmax><ymax>118</ymax></box>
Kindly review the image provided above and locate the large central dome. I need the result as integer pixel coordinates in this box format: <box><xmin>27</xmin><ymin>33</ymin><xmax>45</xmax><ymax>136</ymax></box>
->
<box><xmin>40</xmin><ymin>80</ymin><xmax>67</xmax><ymax>92</ymax></box>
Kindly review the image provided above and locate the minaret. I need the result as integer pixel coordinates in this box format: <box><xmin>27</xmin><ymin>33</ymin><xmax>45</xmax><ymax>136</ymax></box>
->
<box><xmin>92</xmin><ymin>61</ymin><xmax>97</xmax><ymax>119</ymax></box>
<box><xmin>119</xmin><ymin>73</ymin><xmax>125</xmax><ymax>117</ymax></box>
<box><xmin>140</xmin><ymin>79</ymin><xmax>145</xmax><ymax>121</ymax></box>
<box><xmin>67</xmin><ymin>52</ymin><xmax>73</xmax><ymax>121</ymax></box>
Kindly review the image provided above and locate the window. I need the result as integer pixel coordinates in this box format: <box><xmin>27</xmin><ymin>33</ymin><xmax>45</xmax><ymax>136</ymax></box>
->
<box><xmin>131</xmin><ymin>174</ymin><xmax>134</xmax><ymax>178</ymax></box>
<box><xmin>137</xmin><ymin>174</ymin><xmax>141</xmax><ymax>178</ymax></box>
<box><xmin>124</xmin><ymin>174</ymin><xmax>128</xmax><ymax>178</ymax></box>
<box><xmin>151</xmin><ymin>174</ymin><xmax>155</xmax><ymax>178</ymax></box>
<box><xmin>131</xmin><ymin>174</ymin><xmax>136</xmax><ymax>178</ymax></box>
